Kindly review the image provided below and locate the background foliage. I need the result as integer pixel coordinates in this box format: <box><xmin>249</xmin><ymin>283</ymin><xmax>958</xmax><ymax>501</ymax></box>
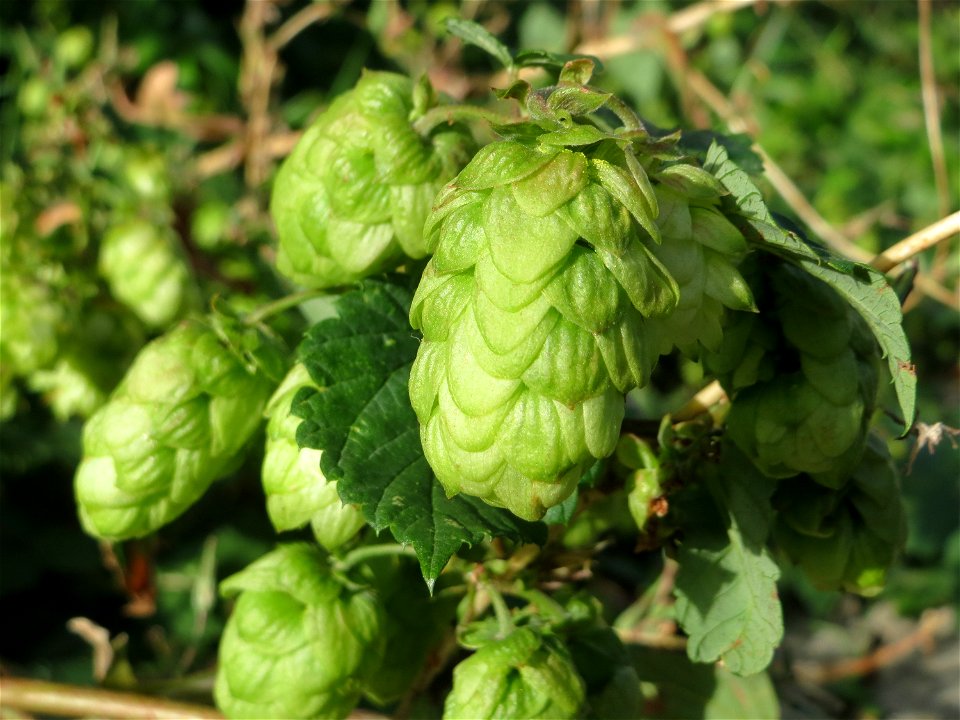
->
<box><xmin>0</xmin><ymin>1</ymin><xmax>957</xmax><ymax>718</ymax></box>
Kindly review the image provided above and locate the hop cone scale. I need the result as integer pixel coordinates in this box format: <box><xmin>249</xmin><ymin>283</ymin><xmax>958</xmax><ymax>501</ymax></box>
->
<box><xmin>271</xmin><ymin>71</ymin><xmax>473</xmax><ymax>288</ymax></box>
<box><xmin>409</xmin><ymin>135</ymin><xmax>681</xmax><ymax>520</ymax></box>
<box><xmin>74</xmin><ymin>317</ymin><xmax>278</xmax><ymax>539</ymax></box>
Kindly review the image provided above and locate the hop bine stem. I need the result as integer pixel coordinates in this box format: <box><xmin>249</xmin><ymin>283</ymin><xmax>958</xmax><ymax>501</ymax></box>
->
<box><xmin>482</xmin><ymin>581</ymin><xmax>515</xmax><ymax>637</ymax></box>
<box><xmin>412</xmin><ymin>104</ymin><xmax>522</xmax><ymax>136</ymax></box>
<box><xmin>336</xmin><ymin>543</ymin><xmax>418</xmax><ymax>571</ymax></box>
<box><xmin>243</xmin><ymin>288</ymin><xmax>335</xmax><ymax>325</ymax></box>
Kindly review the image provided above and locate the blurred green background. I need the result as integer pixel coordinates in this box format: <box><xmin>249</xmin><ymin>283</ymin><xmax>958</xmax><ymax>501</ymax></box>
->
<box><xmin>0</xmin><ymin>1</ymin><xmax>957</xmax><ymax>718</ymax></box>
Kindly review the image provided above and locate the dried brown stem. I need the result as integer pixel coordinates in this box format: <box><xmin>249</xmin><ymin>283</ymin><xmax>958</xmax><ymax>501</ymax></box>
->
<box><xmin>575</xmin><ymin>0</ymin><xmax>779</xmax><ymax>58</ymax></box>
<box><xmin>673</xmin><ymin>380</ymin><xmax>728</xmax><ymax>421</ymax></box>
<box><xmin>268</xmin><ymin>1</ymin><xmax>338</xmax><ymax>51</ymax></box>
<box><xmin>0</xmin><ymin>678</ymin><xmax>223</xmax><ymax>719</ymax></box>
<box><xmin>792</xmin><ymin>607</ymin><xmax>954</xmax><ymax>684</ymax></box>
<box><xmin>917</xmin><ymin>0</ymin><xmax>950</xmax><ymax>220</ymax></box>
<box><xmin>871</xmin><ymin>211</ymin><xmax>960</xmax><ymax>273</ymax></box>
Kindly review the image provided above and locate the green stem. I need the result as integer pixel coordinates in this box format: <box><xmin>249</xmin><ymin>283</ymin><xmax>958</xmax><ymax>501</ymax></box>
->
<box><xmin>602</xmin><ymin>92</ymin><xmax>647</xmax><ymax>133</ymax></box>
<box><xmin>243</xmin><ymin>288</ymin><xmax>330</xmax><ymax>325</ymax></box>
<box><xmin>483</xmin><ymin>581</ymin><xmax>514</xmax><ymax>637</ymax></box>
<box><xmin>412</xmin><ymin>104</ymin><xmax>522</xmax><ymax>136</ymax></box>
<box><xmin>336</xmin><ymin>543</ymin><xmax>418</xmax><ymax>571</ymax></box>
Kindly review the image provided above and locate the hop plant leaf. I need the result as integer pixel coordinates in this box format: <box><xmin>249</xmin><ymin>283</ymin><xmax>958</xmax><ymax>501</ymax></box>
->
<box><xmin>74</xmin><ymin>315</ymin><xmax>280</xmax><ymax>540</ymax></box>
<box><xmin>99</xmin><ymin>219</ymin><xmax>197</xmax><ymax>328</ymax></box>
<box><xmin>772</xmin><ymin>435</ymin><xmax>906</xmax><ymax>595</ymax></box>
<box><xmin>410</xmin><ymin>122</ymin><xmax>692</xmax><ymax>520</ymax></box>
<box><xmin>262</xmin><ymin>364</ymin><xmax>365</xmax><ymax>551</ymax></box>
<box><xmin>443</xmin><ymin>626</ymin><xmax>586</xmax><ymax>720</ymax></box>
<box><xmin>215</xmin><ymin>544</ymin><xmax>385</xmax><ymax>720</ymax></box>
<box><xmin>271</xmin><ymin>71</ymin><xmax>474</xmax><ymax>289</ymax></box>
<box><xmin>672</xmin><ymin>443</ymin><xmax>784</xmax><ymax>676</ymax></box>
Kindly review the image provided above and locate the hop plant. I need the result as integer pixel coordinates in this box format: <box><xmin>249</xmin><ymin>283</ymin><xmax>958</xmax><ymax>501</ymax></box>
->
<box><xmin>772</xmin><ymin>436</ymin><xmax>906</xmax><ymax>595</ymax></box>
<box><xmin>645</xmin><ymin>182</ymin><xmax>756</xmax><ymax>355</ymax></box>
<box><xmin>443</xmin><ymin>626</ymin><xmax>586</xmax><ymax>719</ymax></box>
<box><xmin>262</xmin><ymin>364</ymin><xmax>365</xmax><ymax>551</ymax></box>
<box><xmin>215</xmin><ymin>544</ymin><xmax>385</xmax><ymax>720</ymax></box>
<box><xmin>409</xmin><ymin>79</ymin><xmax>691</xmax><ymax>520</ymax></box>
<box><xmin>706</xmin><ymin>259</ymin><xmax>880</xmax><ymax>484</ymax></box>
<box><xmin>74</xmin><ymin>315</ymin><xmax>280</xmax><ymax>539</ymax></box>
<box><xmin>99</xmin><ymin>219</ymin><xmax>197</xmax><ymax>328</ymax></box>
<box><xmin>271</xmin><ymin>71</ymin><xmax>474</xmax><ymax>289</ymax></box>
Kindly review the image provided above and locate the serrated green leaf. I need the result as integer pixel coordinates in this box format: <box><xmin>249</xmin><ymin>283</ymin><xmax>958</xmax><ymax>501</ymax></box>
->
<box><xmin>704</xmin><ymin>142</ymin><xmax>916</xmax><ymax>430</ymax></box>
<box><xmin>673</xmin><ymin>445</ymin><xmax>783</xmax><ymax>676</ymax></box>
<box><xmin>445</xmin><ymin>18</ymin><xmax>513</xmax><ymax>69</ymax></box>
<box><xmin>293</xmin><ymin>281</ymin><xmax>546</xmax><ymax>585</ymax></box>
<box><xmin>629</xmin><ymin>646</ymin><xmax>780</xmax><ymax>720</ymax></box>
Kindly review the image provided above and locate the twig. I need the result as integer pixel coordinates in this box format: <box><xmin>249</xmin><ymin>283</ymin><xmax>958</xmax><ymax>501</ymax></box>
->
<box><xmin>268</xmin><ymin>1</ymin><xmax>338</xmax><ymax>51</ymax></box>
<box><xmin>683</xmin><ymin>69</ymin><xmax>872</xmax><ymax>262</ymax></box>
<box><xmin>917</xmin><ymin>0</ymin><xmax>950</xmax><ymax>219</ymax></box>
<box><xmin>870</xmin><ymin>211</ymin><xmax>960</xmax><ymax>273</ymax></box>
<box><xmin>575</xmin><ymin>0</ymin><xmax>777</xmax><ymax>58</ymax></box>
<box><xmin>0</xmin><ymin>678</ymin><xmax>223</xmax><ymax>719</ymax></box>
<box><xmin>792</xmin><ymin>607</ymin><xmax>954</xmax><ymax>684</ymax></box>
<box><xmin>673</xmin><ymin>380</ymin><xmax>728</xmax><ymax>421</ymax></box>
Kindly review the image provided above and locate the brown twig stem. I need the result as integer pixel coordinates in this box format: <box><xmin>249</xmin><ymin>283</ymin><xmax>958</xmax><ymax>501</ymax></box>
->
<box><xmin>575</xmin><ymin>0</ymin><xmax>779</xmax><ymax>58</ymax></box>
<box><xmin>673</xmin><ymin>380</ymin><xmax>728</xmax><ymax>421</ymax></box>
<box><xmin>0</xmin><ymin>678</ymin><xmax>223</xmax><ymax>719</ymax></box>
<box><xmin>917</xmin><ymin>0</ymin><xmax>950</xmax><ymax>220</ymax></box>
<box><xmin>870</xmin><ymin>211</ymin><xmax>960</xmax><ymax>273</ymax></box>
<box><xmin>268</xmin><ymin>1</ymin><xmax>338</xmax><ymax>51</ymax></box>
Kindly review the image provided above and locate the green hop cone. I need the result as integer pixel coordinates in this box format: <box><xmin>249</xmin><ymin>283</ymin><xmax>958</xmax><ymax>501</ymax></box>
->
<box><xmin>707</xmin><ymin>260</ymin><xmax>880</xmax><ymax>484</ymax></box>
<box><xmin>74</xmin><ymin>315</ymin><xmax>279</xmax><ymax>539</ymax></box>
<box><xmin>772</xmin><ymin>436</ymin><xmax>906</xmax><ymax>595</ymax></box>
<box><xmin>409</xmin><ymin>131</ymin><xmax>681</xmax><ymax>520</ymax></box>
<box><xmin>99</xmin><ymin>218</ymin><xmax>197</xmax><ymax>328</ymax></box>
<box><xmin>645</xmin><ymin>180</ymin><xmax>756</xmax><ymax>356</ymax></box>
<box><xmin>215</xmin><ymin>544</ymin><xmax>385</xmax><ymax>720</ymax></box>
<box><xmin>262</xmin><ymin>364</ymin><xmax>365</xmax><ymax>551</ymax></box>
<box><xmin>443</xmin><ymin>626</ymin><xmax>586</xmax><ymax>720</ymax></box>
<box><xmin>271</xmin><ymin>71</ymin><xmax>474</xmax><ymax>288</ymax></box>
<box><xmin>0</xmin><ymin>269</ymin><xmax>63</xmax><ymax>380</ymax></box>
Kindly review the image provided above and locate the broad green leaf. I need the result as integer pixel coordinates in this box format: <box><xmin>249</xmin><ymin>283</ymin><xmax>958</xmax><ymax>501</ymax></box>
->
<box><xmin>293</xmin><ymin>281</ymin><xmax>546</xmax><ymax>586</ymax></box>
<box><xmin>704</xmin><ymin>142</ymin><xmax>915</xmax><ymax>431</ymax></box>
<box><xmin>444</xmin><ymin>18</ymin><xmax>513</xmax><ymax>69</ymax></box>
<box><xmin>629</xmin><ymin>646</ymin><xmax>780</xmax><ymax>720</ymax></box>
<box><xmin>673</xmin><ymin>445</ymin><xmax>783</xmax><ymax>676</ymax></box>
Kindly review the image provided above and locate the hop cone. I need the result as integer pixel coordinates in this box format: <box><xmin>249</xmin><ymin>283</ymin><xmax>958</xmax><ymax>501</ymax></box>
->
<box><xmin>646</xmin><ymin>180</ymin><xmax>756</xmax><ymax>355</ymax></box>
<box><xmin>215</xmin><ymin>544</ymin><xmax>385</xmax><ymax>720</ymax></box>
<box><xmin>271</xmin><ymin>71</ymin><xmax>474</xmax><ymax>289</ymax></box>
<box><xmin>0</xmin><ymin>268</ymin><xmax>63</xmax><ymax>417</ymax></box>
<box><xmin>74</xmin><ymin>316</ymin><xmax>278</xmax><ymax>539</ymax></box>
<box><xmin>773</xmin><ymin>436</ymin><xmax>906</xmax><ymax>595</ymax></box>
<box><xmin>99</xmin><ymin>219</ymin><xmax>196</xmax><ymax>328</ymax></box>
<box><xmin>707</xmin><ymin>260</ymin><xmax>880</xmax><ymax>484</ymax></box>
<box><xmin>262</xmin><ymin>364</ymin><xmax>365</xmax><ymax>551</ymax></box>
<box><xmin>409</xmin><ymin>138</ymin><xmax>679</xmax><ymax>520</ymax></box>
<box><xmin>443</xmin><ymin>626</ymin><xmax>586</xmax><ymax>720</ymax></box>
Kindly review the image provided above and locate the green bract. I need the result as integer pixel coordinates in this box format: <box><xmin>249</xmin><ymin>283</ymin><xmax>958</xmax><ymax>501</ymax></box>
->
<box><xmin>99</xmin><ymin>219</ymin><xmax>196</xmax><ymax>328</ymax></box>
<box><xmin>215</xmin><ymin>544</ymin><xmax>385</xmax><ymax>719</ymax></box>
<box><xmin>646</xmin><ymin>182</ymin><xmax>755</xmax><ymax>355</ymax></box>
<box><xmin>271</xmin><ymin>71</ymin><xmax>473</xmax><ymax>289</ymax></box>
<box><xmin>262</xmin><ymin>364</ymin><xmax>365</xmax><ymax>550</ymax></box>
<box><xmin>773</xmin><ymin>436</ymin><xmax>906</xmax><ymax>595</ymax></box>
<box><xmin>409</xmin><ymin>130</ymin><xmax>680</xmax><ymax>520</ymax></box>
<box><xmin>443</xmin><ymin>626</ymin><xmax>586</xmax><ymax>719</ymax></box>
<box><xmin>74</xmin><ymin>316</ymin><xmax>277</xmax><ymax>539</ymax></box>
<box><xmin>707</xmin><ymin>260</ymin><xmax>880</xmax><ymax>485</ymax></box>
